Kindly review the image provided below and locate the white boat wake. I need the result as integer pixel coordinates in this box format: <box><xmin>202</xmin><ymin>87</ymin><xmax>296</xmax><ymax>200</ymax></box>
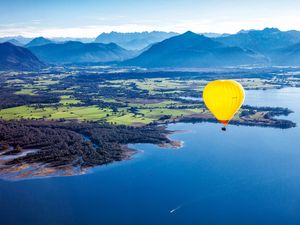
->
<box><xmin>169</xmin><ymin>205</ymin><xmax>182</xmax><ymax>214</ymax></box>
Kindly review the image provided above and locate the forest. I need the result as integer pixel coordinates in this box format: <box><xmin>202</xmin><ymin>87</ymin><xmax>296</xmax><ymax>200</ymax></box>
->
<box><xmin>0</xmin><ymin>119</ymin><xmax>171</xmax><ymax>169</ymax></box>
<box><xmin>0</xmin><ymin>120</ymin><xmax>175</xmax><ymax>179</ymax></box>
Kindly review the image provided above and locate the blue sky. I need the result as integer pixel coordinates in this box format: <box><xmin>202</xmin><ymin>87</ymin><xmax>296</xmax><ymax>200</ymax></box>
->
<box><xmin>1</xmin><ymin>0</ymin><xmax>300</xmax><ymax>37</ymax></box>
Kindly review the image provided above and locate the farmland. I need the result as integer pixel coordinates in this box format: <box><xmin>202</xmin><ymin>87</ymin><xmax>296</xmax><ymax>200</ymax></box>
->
<box><xmin>0</xmin><ymin>67</ymin><xmax>297</xmax><ymax>128</ymax></box>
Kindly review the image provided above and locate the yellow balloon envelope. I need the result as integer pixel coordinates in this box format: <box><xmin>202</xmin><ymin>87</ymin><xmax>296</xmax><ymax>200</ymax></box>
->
<box><xmin>203</xmin><ymin>80</ymin><xmax>245</xmax><ymax>127</ymax></box>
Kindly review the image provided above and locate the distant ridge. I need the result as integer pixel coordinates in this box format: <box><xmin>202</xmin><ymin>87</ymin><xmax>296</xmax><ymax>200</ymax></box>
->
<box><xmin>95</xmin><ymin>31</ymin><xmax>178</xmax><ymax>50</ymax></box>
<box><xmin>0</xmin><ymin>36</ymin><xmax>32</xmax><ymax>45</ymax></box>
<box><xmin>216</xmin><ymin>27</ymin><xmax>300</xmax><ymax>53</ymax></box>
<box><xmin>28</xmin><ymin>41</ymin><xmax>135</xmax><ymax>64</ymax></box>
<box><xmin>0</xmin><ymin>42</ymin><xmax>46</xmax><ymax>71</ymax></box>
<box><xmin>25</xmin><ymin>37</ymin><xmax>53</xmax><ymax>47</ymax></box>
<box><xmin>5</xmin><ymin>39</ymin><xmax>23</xmax><ymax>46</ymax></box>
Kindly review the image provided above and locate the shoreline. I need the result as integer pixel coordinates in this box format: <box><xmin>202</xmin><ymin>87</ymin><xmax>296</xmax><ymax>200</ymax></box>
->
<box><xmin>156</xmin><ymin>111</ymin><xmax>296</xmax><ymax>129</ymax></box>
<box><xmin>0</xmin><ymin>127</ymin><xmax>185</xmax><ymax>181</ymax></box>
<box><xmin>0</xmin><ymin>115</ymin><xmax>296</xmax><ymax>181</ymax></box>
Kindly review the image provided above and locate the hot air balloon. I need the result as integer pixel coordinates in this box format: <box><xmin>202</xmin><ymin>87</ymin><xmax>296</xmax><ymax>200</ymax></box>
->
<box><xmin>203</xmin><ymin>80</ymin><xmax>245</xmax><ymax>131</ymax></box>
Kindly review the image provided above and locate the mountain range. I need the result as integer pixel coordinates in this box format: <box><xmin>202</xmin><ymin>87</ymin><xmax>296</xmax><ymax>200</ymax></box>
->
<box><xmin>0</xmin><ymin>36</ymin><xmax>95</xmax><ymax>45</ymax></box>
<box><xmin>28</xmin><ymin>41</ymin><xmax>135</xmax><ymax>64</ymax></box>
<box><xmin>124</xmin><ymin>31</ymin><xmax>267</xmax><ymax>68</ymax></box>
<box><xmin>125</xmin><ymin>28</ymin><xmax>300</xmax><ymax>67</ymax></box>
<box><xmin>216</xmin><ymin>28</ymin><xmax>300</xmax><ymax>54</ymax></box>
<box><xmin>0</xmin><ymin>42</ymin><xmax>45</xmax><ymax>71</ymax></box>
<box><xmin>2</xmin><ymin>28</ymin><xmax>300</xmax><ymax>70</ymax></box>
<box><xmin>95</xmin><ymin>31</ymin><xmax>178</xmax><ymax>50</ymax></box>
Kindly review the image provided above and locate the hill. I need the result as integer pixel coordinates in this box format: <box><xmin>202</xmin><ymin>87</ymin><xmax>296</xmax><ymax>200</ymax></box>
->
<box><xmin>124</xmin><ymin>31</ymin><xmax>267</xmax><ymax>68</ymax></box>
<box><xmin>0</xmin><ymin>42</ymin><xmax>46</xmax><ymax>71</ymax></box>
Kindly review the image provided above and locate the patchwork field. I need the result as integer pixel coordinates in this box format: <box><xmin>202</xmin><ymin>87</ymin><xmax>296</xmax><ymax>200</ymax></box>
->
<box><xmin>0</xmin><ymin>67</ymin><xmax>298</xmax><ymax>127</ymax></box>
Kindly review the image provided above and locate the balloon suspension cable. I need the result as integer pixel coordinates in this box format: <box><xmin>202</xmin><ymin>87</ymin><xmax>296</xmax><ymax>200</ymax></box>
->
<box><xmin>221</xmin><ymin>126</ymin><xmax>226</xmax><ymax>131</ymax></box>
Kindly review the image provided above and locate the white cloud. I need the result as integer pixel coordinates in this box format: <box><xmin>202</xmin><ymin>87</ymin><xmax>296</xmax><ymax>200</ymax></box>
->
<box><xmin>1</xmin><ymin>15</ymin><xmax>300</xmax><ymax>38</ymax></box>
<box><xmin>0</xmin><ymin>24</ymin><xmax>161</xmax><ymax>38</ymax></box>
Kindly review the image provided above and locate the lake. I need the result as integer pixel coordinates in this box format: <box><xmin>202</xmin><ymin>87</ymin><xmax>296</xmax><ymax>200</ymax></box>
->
<box><xmin>1</xmin><ymin>88</ymin><xmax>300</xmax><ymax>225</ymax></box>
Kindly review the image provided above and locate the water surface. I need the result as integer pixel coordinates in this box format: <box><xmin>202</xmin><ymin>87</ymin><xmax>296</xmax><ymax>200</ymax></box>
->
<box><xmin>1</xmin><ymin>88</ymin><xmax>300</xmax><ymax>225</ymax></box>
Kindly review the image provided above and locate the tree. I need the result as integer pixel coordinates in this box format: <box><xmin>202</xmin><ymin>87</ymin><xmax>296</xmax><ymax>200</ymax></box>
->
<box><xmin>15</xmin><ymin>145</ymin><xmax>23</xmax><ymax>153</ymax></box>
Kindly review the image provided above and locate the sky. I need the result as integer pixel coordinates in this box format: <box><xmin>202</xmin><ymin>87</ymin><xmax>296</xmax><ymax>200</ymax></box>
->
<box><xmin>1</xmin><ymin>0</ymin><xmax>300</xmax><ymax>37</ymax></box>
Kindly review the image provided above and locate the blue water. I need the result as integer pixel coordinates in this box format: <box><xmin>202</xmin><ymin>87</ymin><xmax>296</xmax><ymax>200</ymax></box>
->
<box><xmin>1</xmin><ymin>88</ymin><xmax>300</xmax><ymax>225</ymax></box>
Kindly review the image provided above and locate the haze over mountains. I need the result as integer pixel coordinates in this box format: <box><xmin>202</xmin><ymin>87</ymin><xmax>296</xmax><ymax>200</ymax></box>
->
<box><xmin>1</xmin><ymin>28</ymin><xmax>300</xmax><ymax>70</ymax></box>
<box><xmin>0</xmin><ymin>31</ymin><xmax>179</xmax><ymax>50</ymax></box>
<box><xmin>95</xmin><ymin>31</ymin><xmax>178</xmax><ymax>50</ymax></box>
<box><xmin>0</xmin><ymin>36</ymin><xmax>33</xmax><ymax>45</ymax></box>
